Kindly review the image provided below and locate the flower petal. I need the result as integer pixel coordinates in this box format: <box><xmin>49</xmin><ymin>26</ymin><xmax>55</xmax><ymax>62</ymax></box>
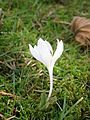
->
<box><xmin>38</xmin><ymin>38</ymin><xmax>53</xmax><ymax>54</ymax></box>
<box><xmin>29</xmin><ymin>44</ymin><xmax>44</xmax><ymax>64</ymax></box>
<box><xmin>44</xmin><ymin>40</ymin><xmax>53</xmax><ymax>54</ymax></box>
<box><xmin>37</xmin><ymin>38</ymin><xmax>53</xmax><ymax>68</ymax></box>
<box><xmin>52</xmin><ymin>40</ymin><xmax>63</xmax><ymax>65</ymax></box>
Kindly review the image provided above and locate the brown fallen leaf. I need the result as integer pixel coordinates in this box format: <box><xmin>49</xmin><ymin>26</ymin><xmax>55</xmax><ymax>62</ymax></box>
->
<box><xmin>71</xmin><ymin>16</ymin><xmax>90</xmax><ymax>46</ymax></box>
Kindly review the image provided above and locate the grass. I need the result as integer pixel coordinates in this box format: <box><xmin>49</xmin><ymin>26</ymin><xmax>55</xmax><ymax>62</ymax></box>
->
<box><xmin>0</xmin><ymin>0</ymin><xmax>90</xmax><ymax>119</ymax></box>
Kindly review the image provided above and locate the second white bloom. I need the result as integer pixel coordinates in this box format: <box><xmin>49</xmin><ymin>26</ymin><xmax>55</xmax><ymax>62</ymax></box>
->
<box><xmin>29</xmin><ymin>38</ymin><xmax>63</xmax><ymax>100</ymax></box>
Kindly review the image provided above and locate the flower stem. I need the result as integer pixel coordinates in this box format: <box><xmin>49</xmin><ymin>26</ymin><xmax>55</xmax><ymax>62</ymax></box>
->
<box><xmin>47</xmin><ymin>67</ymin><xmax>53</xmax><ymax>101</ymax></box>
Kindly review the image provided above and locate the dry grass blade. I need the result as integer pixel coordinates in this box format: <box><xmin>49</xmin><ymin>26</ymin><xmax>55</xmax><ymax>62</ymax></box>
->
<box><xmin>6</xmin><ymin>116</ymin><xmax>16</xmax><ymax>120</ymax></box>
<box><xmin>0</xmin><ymin>91</ymin><xmax>18</xmax><ymax>98</ymax></box>
<box><xmin>0</xmin><ymin>114</ymin><xmax>15</xmax><ymax>120</ymax></box>
<box><xmin>0</xmin><ymin>113</ymin><xmax>6</xmax><ymax>120</ymax></box>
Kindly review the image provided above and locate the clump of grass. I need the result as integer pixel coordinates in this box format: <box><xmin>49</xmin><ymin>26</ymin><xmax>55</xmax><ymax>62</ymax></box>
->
<box><xmin>0</xmin><ymin>0</ymin><xmax>90</xmax><ymax>119</ymax></box>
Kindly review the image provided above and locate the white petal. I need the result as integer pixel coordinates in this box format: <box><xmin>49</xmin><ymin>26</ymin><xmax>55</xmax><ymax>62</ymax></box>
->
<box><xmin>37</xmin><ymin>38</ymin><xmax>53</xmax><ymax>68</ymax></box>
<box><xmin>37</xmin><ymin>38</ymin><xmax>44</xmax><ymax>46</ymax></box>
<box><xmin>52</xmin><ymin>40</ymin><xmax>63</xmax><ymax>65</ymax></box>
<box><xmin>38</xmin><ymin>38</ymin><xmax>53</xmax><ymax>54</ymax></box>
<box><xmin>29</xmin><ymin>44</ymin><xmax>44</xmax><ymax>64</ymax></box>
<box><xmin>33</xmin><ymin>45</ymin><xmax>46</xmax><ymax>65</ymax></box>
<box><xmin>45</xmin><ymin>40</ymin><xmax>53</xmax><ymax>54</ymax></box>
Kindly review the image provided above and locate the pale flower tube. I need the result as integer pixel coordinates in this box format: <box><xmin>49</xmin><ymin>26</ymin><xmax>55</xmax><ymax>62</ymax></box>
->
<box><xmin>29</xmin><ymin>38</ymin><xmax>63</xmax><ymax>100</ymax></box>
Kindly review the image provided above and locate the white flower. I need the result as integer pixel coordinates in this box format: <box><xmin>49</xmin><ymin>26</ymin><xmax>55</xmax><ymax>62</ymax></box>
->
<box><xmin>29</xmin><ymin>38</ymin><xmax>63</xmax><ymax>101</ymax></box>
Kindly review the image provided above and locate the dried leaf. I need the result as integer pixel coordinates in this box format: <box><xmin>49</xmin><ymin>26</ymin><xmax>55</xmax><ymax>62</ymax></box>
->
<box><xmin>71</xmin><ymin>16</ymin><xmax>90</xmax><ymax>46</ymax></box>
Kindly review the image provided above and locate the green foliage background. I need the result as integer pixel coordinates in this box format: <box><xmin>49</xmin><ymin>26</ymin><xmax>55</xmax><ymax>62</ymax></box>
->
<box><xmin>0</xmin><ymin>0</ymin><xmax>90</xmax><ymax>119</ymax></box>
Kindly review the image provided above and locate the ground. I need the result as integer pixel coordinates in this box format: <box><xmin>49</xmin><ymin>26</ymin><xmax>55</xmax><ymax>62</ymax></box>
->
<box><xmin>0</xmin><ymin>0</ymin><xmax>90</xmax><ymax>120</ymax></box>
